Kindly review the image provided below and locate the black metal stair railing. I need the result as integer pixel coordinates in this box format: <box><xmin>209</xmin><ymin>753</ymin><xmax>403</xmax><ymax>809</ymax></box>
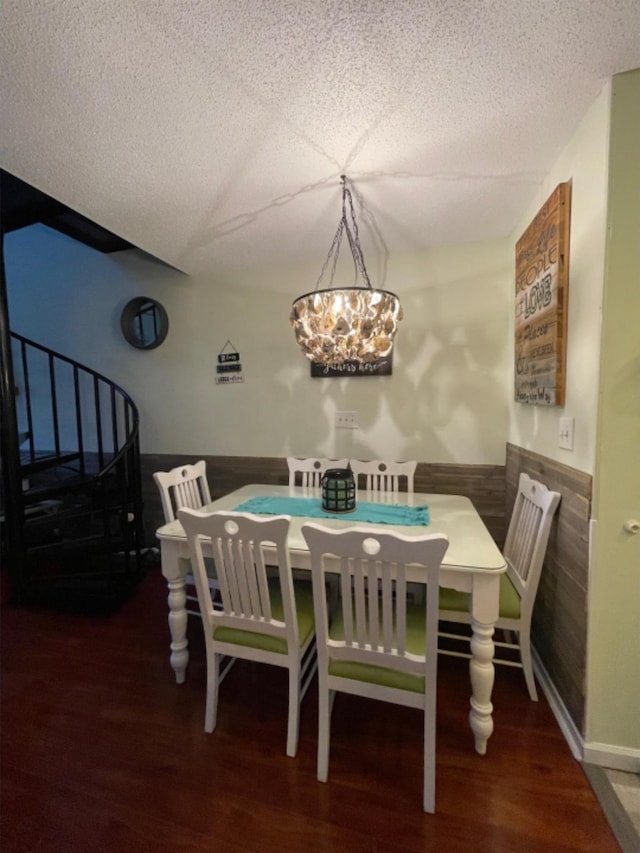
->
<box><xmin>5</xmin><ymin>332</ymin><xmax>144</xmax><ymax>601</ymax></box>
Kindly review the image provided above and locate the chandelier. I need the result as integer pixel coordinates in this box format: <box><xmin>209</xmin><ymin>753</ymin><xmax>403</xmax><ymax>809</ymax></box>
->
<box><xmin>290</xmin><ymin>176</ymin><xmax>402</xmax><ymax>365</ymax></box>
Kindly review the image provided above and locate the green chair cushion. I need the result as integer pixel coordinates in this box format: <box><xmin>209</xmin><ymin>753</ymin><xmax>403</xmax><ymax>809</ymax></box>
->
<box><xmin>438</xmin><ymin>572</ymin><xmax>521</xmax><ymax>620</ymax></box>
<box><xmin>213</xmin><ymin>578</ymin><xmax>315</xmax><ymax>655</ymax></box>
<box><xmin>327</xmin><ymin>599</ymin><xmax>427</xmax><ymax>694</ymax></box>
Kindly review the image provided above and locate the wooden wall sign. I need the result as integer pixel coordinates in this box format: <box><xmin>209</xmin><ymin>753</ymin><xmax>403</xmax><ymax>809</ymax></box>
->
<box><xmin>514</xmin><ymin>182</ymin><xmax>571</xmax><ymax>406</ymax></box>
<box><xmin>311</xmin><ymin>354</ymin><xmax>393</xmax><ymax>378</ymax></box>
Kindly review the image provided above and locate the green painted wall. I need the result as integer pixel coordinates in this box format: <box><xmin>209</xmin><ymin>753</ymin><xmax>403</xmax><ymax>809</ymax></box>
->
<box><xmin>586</xmin><ymin>68</ymin><xmax>640</xmax><ymax>765</ymax></box>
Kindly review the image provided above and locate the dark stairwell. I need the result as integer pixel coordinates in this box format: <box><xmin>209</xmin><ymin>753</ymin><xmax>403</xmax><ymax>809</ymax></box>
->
<box><xmin>1</xmin><ymin>171</ymin><xmax>145</xmax><ymax>607</ymax></box>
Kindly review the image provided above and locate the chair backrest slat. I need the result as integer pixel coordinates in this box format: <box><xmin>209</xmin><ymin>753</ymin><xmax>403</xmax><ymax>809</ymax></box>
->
<box><xmin>213</xmin><ymin>536</ymin><xmax>235</xmax><ymax>610</ymax></box>
<box><xmin>381</xmin><ymin>562</ymin><xmax>396</xmax><ymax>653</ymax></box>
<box><xmin>287</xmin><ymin>457</ymin><xmax>349</xmax><ymax>488</ymax></box>
<box><xmin>175</xmin><ymin>479</ymin><xmax>202</xmax><ymax>510</ymax></box>
<box><xmin>179</xmin><ymin>509</ymin><xmax>295</xmax><ymax>643</ymax></box>
<box><xmin>349</xmin><ymin>459</ymin><xmax>417</xmax><ymax>494</ymax></box>
<box><xmin>247</xmin><ymin>539</ymin><xmax>272</xmax><ymax>621</ymax></box>
<box><xmin>302</xmin><ymin>523</ymin><xmax>449</xmax><ymax>676</ymax></box>
<box><xmin>353</xmin><ymin>558</ymin><xmax>368</xmax><ymax>647</ymax></box>
<box><xmin>367</xmin><ymin>560</ymin><xmax>379</xmax><ymax>650</ymax></box>
<box><xmin>154</xmin><ymin>460</ymin><xmax>211</xmax><ymax>523</ymax></box>
<box><xmin>508</xmin><ymin>492</ymin><xmax>542</xmax><ymax>578</ymax></box>
<box><xmin>394</xmin><ymin>566</ymin><xmax>407</xmax><ymax>655</ymax></box>
<box><xmin>235</xmin><ymin>539</ymin><xmax>255</xmax><ymax>617</ymax></box>
<box><xmin>340</xmin><ymin>560</ymin><xmax>354</xmax><ymax>644</ymax></box>
<box><xmin>218</xmin><ymin>531</ymin><xmax>270</xmax><ymax>621</ymax></box>
<box><xmin>503</xmin><ymin>473</ymin><xmax>561</xmax><ymax>604</ymax></box>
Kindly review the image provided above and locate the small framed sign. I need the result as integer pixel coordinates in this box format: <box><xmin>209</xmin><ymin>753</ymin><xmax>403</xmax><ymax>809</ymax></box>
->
<box><xmin>311</xmin><ymin>354</ymin><xmax>393</xmax><ymax>378</ymax></box>
<box><xmin>216</xmin><ymin>340</ymin><xmax>244</xmax><ymax>385</ymax></box>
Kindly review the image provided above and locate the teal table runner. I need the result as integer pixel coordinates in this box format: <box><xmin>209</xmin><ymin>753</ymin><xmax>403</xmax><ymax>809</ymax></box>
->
<box><xmin>233</xmin><ymin>495</ymin><xmax>429</xmax><ymax>526</ymax></box>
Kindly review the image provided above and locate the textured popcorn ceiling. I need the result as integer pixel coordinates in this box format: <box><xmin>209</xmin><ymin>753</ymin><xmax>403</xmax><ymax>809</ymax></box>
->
<box><xmin>1</xmin><ymin>0</ymin><xmax>639</xmax><ymax>277</ymax></box>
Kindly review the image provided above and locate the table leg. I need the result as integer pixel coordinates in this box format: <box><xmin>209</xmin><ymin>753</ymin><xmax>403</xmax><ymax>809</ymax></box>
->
<box><xmin>466</xmin><ymin>571</ymin><xmax>500</xmax><ymax>755</ymax></box>
<box><xmin>160</xmin><ymin>539</ymin><xmax>189</xmax><ymax>684</ymax></box>
<box><xmin>167</xmin><ymin>576</ymin><xmax>189</xmax><ymax>684</ymax></box>
<box><xmin>468</xmin><ymin>619</ymin><xmax>495</xmax><ymax>755</ymax></box>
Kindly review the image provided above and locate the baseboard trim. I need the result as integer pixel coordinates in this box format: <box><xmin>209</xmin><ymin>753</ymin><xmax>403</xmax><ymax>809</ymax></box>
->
<box><xmin>582</xmin><ymin>763</ymin><xmax>640</xmax><ymax>853</ymax></box>
<box><xmin>532</xmin><ymin>647</ymin><xmax>583</xmax><ymax>761</ymax></box>
<box><xmin>533</xmin><ymin>648</ymin><xmax>640</xmax><ymax>773</ymax></box>
<box><xmin>583</xmin><ymin>743</ymin><xmax>640</xmax><ymax>773</ymax></box>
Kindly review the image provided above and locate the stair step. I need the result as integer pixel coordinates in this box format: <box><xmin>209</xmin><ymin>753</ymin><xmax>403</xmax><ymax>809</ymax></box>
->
<box><xmin>22</xmin><ymin>472</ymin><xmax>118</xmax><ymax>505</ymax></box>
<box><xmin>20</xmin><ymin>450</ymin><xmax>81</xmax><ymax>476</ymax></box>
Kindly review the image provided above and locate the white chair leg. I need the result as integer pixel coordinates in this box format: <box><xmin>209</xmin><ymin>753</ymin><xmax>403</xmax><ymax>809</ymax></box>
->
<box><xmin>329</xmin><ymin>686</ymin><xmax>337</xmax><ymax>715</ymax></box>
<box><xmin>204</xmin><ymin>648</ymin><xmax>219</xmax><ymax>733</ymax></box>
<box><xmin>423</xmin><ymin>696</ymin><xmax>436</xmax><ymax>813</ymax></box>
<box><xmin>317</xmin><ymin>683</ymin><xmax>332</xmax><ymax>782</ymax></box>
<box><xmin>286</xmin><ymin>666</ymin><xmax>300</xmax><ymax>758</ymax></box>
<box><xmin>519</xmin><ymin>634</ymin><xmax>538</xmax><ymax>701</ymax></box>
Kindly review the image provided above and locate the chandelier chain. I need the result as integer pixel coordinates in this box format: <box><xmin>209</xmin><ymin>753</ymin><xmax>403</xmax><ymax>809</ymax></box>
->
<box><xmin>314</xmin><ymin>217</ymin><xmax>344</xmax><ymax>291</ymax></box>
<box><xmin>343</xmin><ymin>182</ymin><xmax>372</xmax><ymax>289</ymax></box>
<box><xmin>313</xmin><ymin>175</ymin><xmax>373</xmax><ymax>292</ymax></box>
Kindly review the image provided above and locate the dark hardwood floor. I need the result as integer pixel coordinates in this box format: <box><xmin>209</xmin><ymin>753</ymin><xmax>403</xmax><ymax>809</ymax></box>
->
<box><xmin>1</xmin><ymin>569</ymin><xmax>620</xmax><ymax>852</ymax></box>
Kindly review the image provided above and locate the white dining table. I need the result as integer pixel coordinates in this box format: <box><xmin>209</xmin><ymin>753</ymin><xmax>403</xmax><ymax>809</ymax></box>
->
<box><xmin>156</xmin><ymin>483</ymin><xmax>507</xmax><ymax>755</ymax></box>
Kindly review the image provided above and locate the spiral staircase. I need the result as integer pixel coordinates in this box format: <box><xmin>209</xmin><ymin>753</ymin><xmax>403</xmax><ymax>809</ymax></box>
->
<box><xmin>0</xmin><ymin>171</ymin><xmax>145</xmax><ymax>607</ymax></box>
<box><xmin>1</xmin><ymin>331</ymin><xmax>145</xmax><ymax>606</ymax></box>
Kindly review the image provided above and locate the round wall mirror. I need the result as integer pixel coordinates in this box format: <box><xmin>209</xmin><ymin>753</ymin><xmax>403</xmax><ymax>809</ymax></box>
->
<box><xmin>120</xmin><ymin>297</ymin><xmax>169</xmax><ymax>350</ymax></box>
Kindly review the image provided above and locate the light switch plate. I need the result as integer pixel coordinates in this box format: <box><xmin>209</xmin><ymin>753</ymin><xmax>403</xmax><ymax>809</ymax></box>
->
<box><xmin>559</xmin><ymin>417</ymin><xmax>574</xmax><ymax>450</ymax></box>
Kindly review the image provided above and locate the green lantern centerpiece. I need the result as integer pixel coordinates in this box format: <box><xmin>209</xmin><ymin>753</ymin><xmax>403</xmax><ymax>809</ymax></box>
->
<box><xmin>321</xmin><ymin>468</ymin><xmax>356</xmax><ymax>513</ymax></box>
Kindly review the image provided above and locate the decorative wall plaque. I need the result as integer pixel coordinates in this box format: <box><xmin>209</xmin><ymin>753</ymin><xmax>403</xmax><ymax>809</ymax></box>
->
<box><xmin>215</xmin><ymin>340</ymin><xmax>244</xmax><ymax>385</ymax></box>
<box><xmin>310</xmin><ymin>354</ymin><xmax>393</xmax><ymax>378</ymax></box>
<box><xmin>514</xmin><ymin>182</ymin><xmax>571</xmax><ymax>406</ymax></box>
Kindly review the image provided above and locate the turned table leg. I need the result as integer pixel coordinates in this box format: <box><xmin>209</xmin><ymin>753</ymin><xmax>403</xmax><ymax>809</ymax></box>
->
<box><xmin>469</xmin><ymin>619</ymin><xmax>495</xmax><ymax>755</ymax></box>
<box><xmin>167</xmin><ymin>576</ymin><xmax>189</xmax><ymax>684</ymax></box>
<box><xmin>160</xmin><ymin>539</ymin><xmax>190</xmax><ymax>684</ymax></box>
<box><xmin>467</xmin><ymin>572</ymin><xmax>500</xmax><ymax>755</ymax></box>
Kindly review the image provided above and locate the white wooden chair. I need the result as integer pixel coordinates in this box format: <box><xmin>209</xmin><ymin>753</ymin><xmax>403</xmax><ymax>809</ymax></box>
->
<box><xmin>349</xmin><ymin>459</ymin><xmax>422</xmax><ymax>609</ymax></box>
<box><xmin>349</xmin><ymin>459</ymin><xmax>417</xmax><ymax>494</ymax></box>
<box><xmin>178</xmin><ymin>509</ymin><xmax>317</xmax><ymax>757</ymax></box>
<box><xmin>438</xmin><ymin>472</ymin><xmax>561</xmax><ymax>701</ymax></box>
<box><xmin>302</xmin><ymin>522</ymin><xmax>449</xmax><ymax>813</ymax></box>
<box><xmin>287</xmin><ymin>457</ymin><xmax>349</xmax><ymax>489</ymax></box>
<box><xmin>153</xmin><ymin>460</ymin><xmax>218</xmax><ymax>616</ymax></box>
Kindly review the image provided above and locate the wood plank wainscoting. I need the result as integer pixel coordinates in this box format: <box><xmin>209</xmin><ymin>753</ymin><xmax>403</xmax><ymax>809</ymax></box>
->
<box><xmin>140</xmin><ymin>455</ymin><xmax>507</xmax><ymax>549</ymax></box>
<box><xmin>506</xmin><ymin>442</ymin><xmax>592</xmax><ymax>736</ymax></box>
